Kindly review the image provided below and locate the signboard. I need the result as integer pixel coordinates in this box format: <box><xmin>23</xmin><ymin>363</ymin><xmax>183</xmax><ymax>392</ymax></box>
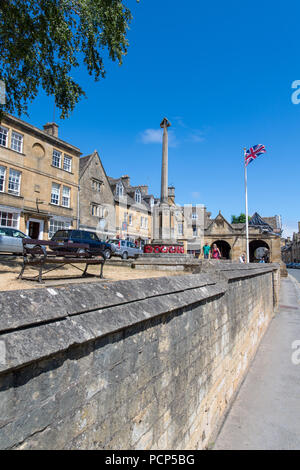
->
<box><xmin>144</xmin><ymin>244</ymin><xmax>184</xmax><ymax>254</ymax></box>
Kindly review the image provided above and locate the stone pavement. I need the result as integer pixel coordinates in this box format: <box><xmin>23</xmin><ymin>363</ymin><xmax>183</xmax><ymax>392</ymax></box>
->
<box><xmin>214</xmin><ymin>275</ymin><xmax>300</xmax><ymax>450</ymax></box>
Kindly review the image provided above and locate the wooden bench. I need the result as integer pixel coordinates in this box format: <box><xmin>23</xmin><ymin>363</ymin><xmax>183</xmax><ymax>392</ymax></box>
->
<box><xmin>18</xmin><ymin>239</ymin><xmax>106</xmax><ymax>283</ymax></box>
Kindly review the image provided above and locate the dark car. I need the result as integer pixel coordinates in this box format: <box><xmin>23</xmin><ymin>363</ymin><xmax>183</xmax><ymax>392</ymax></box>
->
<box><xmin>51</xmin><ymin>229</ymin><xmax>114</xmax><ymax>259</ymax></box>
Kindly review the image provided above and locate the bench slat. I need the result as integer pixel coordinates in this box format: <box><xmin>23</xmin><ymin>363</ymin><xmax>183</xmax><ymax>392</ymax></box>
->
<box><xmin>19</xmin><ymin>239</ymin><xmax>106</xmax><ymax>282</ymax></box>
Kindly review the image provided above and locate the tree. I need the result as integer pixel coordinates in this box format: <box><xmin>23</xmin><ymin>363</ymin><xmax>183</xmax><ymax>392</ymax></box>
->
<box><xmin>231</xmin><ymin>213</ymin><xmax>250</xmax><ymax>224</ymax></box>
<box><xmin>0</xmin><ymin>0</ymin><xmax>136</xmax><ymax>119</ymax></box>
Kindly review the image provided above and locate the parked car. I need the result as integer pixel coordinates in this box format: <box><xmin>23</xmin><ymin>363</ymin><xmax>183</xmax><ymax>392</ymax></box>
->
<box><xmin>0</xmin><ymin>227</ymin><xmax>32</xmax><ymax>254</ymax></box>
<box><xmin>51</xmin><ymin>229</ymin><xmax>114</xmax><ymax>259</ymax></box>
<box><xmin>108</xmin><ymin>239</ymin><xmax>143</xmax><ymax>259</ymax></box>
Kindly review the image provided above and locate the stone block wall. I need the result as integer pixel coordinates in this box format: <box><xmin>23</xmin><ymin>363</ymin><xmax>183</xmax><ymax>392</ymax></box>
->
<box><xmin>0</xmin><ymin>264</ymin><xmax>280</xmax><ymax>449</ymax></box>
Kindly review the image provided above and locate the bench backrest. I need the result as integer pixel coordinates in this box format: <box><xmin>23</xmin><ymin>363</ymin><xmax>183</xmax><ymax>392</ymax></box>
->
<box><xmin>22</xmin><ymin>239</ymin><xmax>89</xmax><ymax>249</ymax></box>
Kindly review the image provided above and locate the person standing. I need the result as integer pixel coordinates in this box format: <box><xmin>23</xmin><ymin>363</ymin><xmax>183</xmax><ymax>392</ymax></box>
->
<box><xmin>203</xmin><ymin>242</ymin><xmax>211</xmax><ymax>259</ymax></box>
<box><xmin>239</xmin><ymin>253</ymin><xmax>246</xmax><ymax>263</ymax></box>
<box><xmin>211</xmin><ymin>243</ymin><xmax>221</xmax><ymax>259</ymax></box>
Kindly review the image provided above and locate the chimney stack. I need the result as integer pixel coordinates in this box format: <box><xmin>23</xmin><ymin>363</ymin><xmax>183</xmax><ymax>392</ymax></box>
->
<box><xmin>121</xmin><ymin>175</ymin><xmax>130</xmax><ymax>187</ymax></box>
<box><xmin>43</xmin><ymin>122</ymin><xmax>59</xmax><ymax>138</ymax></box>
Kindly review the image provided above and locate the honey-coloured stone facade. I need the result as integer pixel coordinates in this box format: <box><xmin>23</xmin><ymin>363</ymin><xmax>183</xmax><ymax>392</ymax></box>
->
<box><xmin>0</xmin><ymin>114</ymin><xmax>81</xmax><ymax>239</ymax></box>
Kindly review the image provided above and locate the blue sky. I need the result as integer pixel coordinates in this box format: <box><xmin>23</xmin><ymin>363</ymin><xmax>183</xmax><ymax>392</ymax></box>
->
<box><xmin>21</xmin><ymin>0</ymin><xmax>300</xmax><ymax>236</ymax></box>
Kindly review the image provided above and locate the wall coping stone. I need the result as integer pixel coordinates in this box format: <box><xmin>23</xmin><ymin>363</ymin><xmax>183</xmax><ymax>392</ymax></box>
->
<box><xmin>0</xmin><ymin>263</ymin><xmax>279</xmax><ymax>374</ymax></box>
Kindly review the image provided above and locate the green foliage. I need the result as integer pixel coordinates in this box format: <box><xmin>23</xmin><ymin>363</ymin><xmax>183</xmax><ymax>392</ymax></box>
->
<box><xmin>0</xmin><ymin>0</ymin><xmax>135</xmax><ymax>119</ymax></box>
<box><xmin>231</xmin><ymin>213</ymin><xmax>250</xmax><ymax>224</ymax></box>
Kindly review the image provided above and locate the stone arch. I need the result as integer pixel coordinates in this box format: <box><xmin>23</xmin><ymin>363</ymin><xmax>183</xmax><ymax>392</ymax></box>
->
<box><xmin>249</xmin><ymin>239</ymin><xmax>270</xmax><ymax>263</ymax></box>
<box><xmin>212</xmin><ymin>240</ymin><xmax>231</xmax><ymax>259</ymax></box>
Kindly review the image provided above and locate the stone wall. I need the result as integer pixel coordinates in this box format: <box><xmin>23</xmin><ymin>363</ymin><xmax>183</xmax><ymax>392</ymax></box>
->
<box><xmin>0</xmin><ymin>264</ymin><xmax>280</xmax><ymax>449</ymax></box>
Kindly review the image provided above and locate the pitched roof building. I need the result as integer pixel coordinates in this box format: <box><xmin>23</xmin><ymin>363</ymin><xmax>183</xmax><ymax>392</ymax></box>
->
<box><xmin>108</xmin><ymin>175</ymin><xmax>154</xmax><ymax>244</ymax></box>
<box><xmin>203</xmin><ymin>210</ymin><xmax>282</xmax><ymax>262</ymax></box>
<box><xmin>79</xmin><ymin>151</ymin><xmax>116</xmax><ymax>238</ymax></box>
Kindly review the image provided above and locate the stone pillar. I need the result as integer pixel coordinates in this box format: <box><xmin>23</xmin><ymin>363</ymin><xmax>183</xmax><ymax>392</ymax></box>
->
<box><xmin>160</xmin><ymin>118</ymin><xmax>171</xmax><ymax>204</ymax></box>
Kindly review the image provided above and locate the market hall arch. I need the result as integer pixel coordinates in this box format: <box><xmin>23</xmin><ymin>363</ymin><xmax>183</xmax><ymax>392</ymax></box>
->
<box><xmin>249</xmin><ymin>239</ymin><xmax>270</xmax><ymax>262</ymax></box>
<box><xmin>212</xmin><ymin>240</ymin><xmax>231</xmax><ymax>260</ymax></box>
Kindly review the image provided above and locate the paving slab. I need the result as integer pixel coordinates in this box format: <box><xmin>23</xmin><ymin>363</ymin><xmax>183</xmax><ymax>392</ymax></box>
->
<box><xmin>214</xmin><ymin>275</ymin><xmax>300</xmax><ymax>450</ymax></box>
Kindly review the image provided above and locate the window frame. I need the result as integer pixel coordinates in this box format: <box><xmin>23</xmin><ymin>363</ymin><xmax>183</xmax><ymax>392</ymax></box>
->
<box><xmin>135</xmin><ymin>189</ymin><xmax>141</xmax><ymax>204</ymax></box>
<box><xmin>51</xmin><ymin>182</ymin><xmax>60</xmax><ymax>205</ymax></box>
<box><xmin>91</xmin><ymin>203</ymin><xmax>103</xmax><ymax>217</ymax></box>
<box><xmin>92</xmin><ymin>179</ymin><xmax>102</xmax><ymax>192</ymax></box>
<box><xmin>48</xmin><ymin>219</ymin><xmax>70</xmax><ymax>239</ymax></box>
<box><xmin>0</xmin><ymin>125</ymin><xmax>8</xmax><ymax>147</ymax></box>
<box><xmin>11</xmin><ymin>130</ymin><xmax>23</xmax><ymax>153</ymax></box>
<box><xmin>63</xmin><ymin>154</ymin><xmax>72</xmax><ymax>173</ymax></box>
<box><xmin>0</xmin><ymin>166</ymin><xmax>6</xmax><ymax>192</ymax></box>
<box><xmin>52</xmin><ymin>149</ymin><xmax>62</xmax><ymax>168</ymax></box>
<box><xmin>0</xmin><ymin>210</ymin><xmax>19</xmax><ymax>228</ymax></box>
<box><xmin>62</xmin><ymin>185</ymin><xmax>71</xmax><ymax>208</ymax></box>
<box><xmin>116</xmin><ymin>182</ymin><xmax>123</xmax><ymax>197</ymax></box>
<box><xmin>8</xmin><ymin>168</ymin><xmax>21</xmax><ymax>196</ymax></box>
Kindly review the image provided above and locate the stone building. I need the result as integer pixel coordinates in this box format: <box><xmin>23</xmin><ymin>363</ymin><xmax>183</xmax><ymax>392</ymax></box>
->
<box><xmin>281</xmin><ymin>222</ymin><xmax>300</xmax><ymax>263</ymax></box>
<box><xmin>0</xmin><ymin>114</ymin><xmax>81</xmax><ymax>239</ymax></box>
<box><xmin>108</xmin><ymin>175</ymin><xmax>154</xmax><ymax>245</ymax></box>
<box><xmin>153</xmin><ymin>185</ymin><xmax>205</xmax><ymax>254</ymax></box>
<box><xmin>79</xmin><ymin>151</ymin><xmax>116</xmax><ymax>239</ymax></box>
<box><xmin>203</xmin><ymin>211</ymin><xmax>282</xmax><ymax>262</ymax></box>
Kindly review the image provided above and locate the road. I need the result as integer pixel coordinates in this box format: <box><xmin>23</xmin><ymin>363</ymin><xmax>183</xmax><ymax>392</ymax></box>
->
<box><xmin>288</xmin><ymin>268</ymin><xmax>300</xmax><ymax>283</ymax></box>
<box><xmin>214</xmin><ymin>275</ymin><xmax>300</xmax><ymax>450</ymax></box>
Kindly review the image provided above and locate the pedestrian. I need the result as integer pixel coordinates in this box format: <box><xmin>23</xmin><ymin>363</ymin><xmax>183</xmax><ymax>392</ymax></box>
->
<box><xmin>211</xmin><ymin>243</ymin><xmax>221</xmax><ymax>259</ymax></box>
<box><xmin>203</xmin><ymin>242</ymin><xmax>211</xmax><ymax>259</ymax></box>
<box><xmin>239</xmin><ymin>253</ymin><xmax>246</xmax><ymax>263</ymax></box>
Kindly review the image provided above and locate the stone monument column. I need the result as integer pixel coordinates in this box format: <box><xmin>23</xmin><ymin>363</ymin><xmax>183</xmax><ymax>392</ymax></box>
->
<box><xmin>144</xmin><ymin>117</ymin><xmax>185</xmax><ymax>255</ymax></box>
<box><xmin>160</xmin><ymin>118</ymin><xmax>171</xmax><ymax>205</ymax></box>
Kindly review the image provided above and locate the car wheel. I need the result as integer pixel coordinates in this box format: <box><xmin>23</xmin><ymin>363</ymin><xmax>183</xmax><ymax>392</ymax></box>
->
<box><xmin>104</xmin><ymin>249</ymin><xmax>111</xmax><ymax>259</ymax></box>
<box><xmin>122</xmin><ymin>252</ymin><xmax>128</xmax><ymax>260</ymax></box>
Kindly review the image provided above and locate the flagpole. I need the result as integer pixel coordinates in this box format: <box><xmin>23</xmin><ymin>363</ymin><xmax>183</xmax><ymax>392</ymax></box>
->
<box><xmin>244</xmin><ymin>148</ymin><xmax>250</xmax><ymax>263</ymax></box>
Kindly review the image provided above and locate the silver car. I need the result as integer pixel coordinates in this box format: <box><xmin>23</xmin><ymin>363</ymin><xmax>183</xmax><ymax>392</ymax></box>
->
<box><xmin>0</xmin><ymin>227</ymin><xmax>29</xmax><ymax>254</ymax></box>
<box><xmin>108</xmin><ymin>239</ymin><xmax>143</xmax><ymax>259</ymax></box>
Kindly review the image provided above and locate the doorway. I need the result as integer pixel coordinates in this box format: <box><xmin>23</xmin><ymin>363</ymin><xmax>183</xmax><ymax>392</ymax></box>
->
<box><xmin>27</xmin><ymin>218</ymin><xmax>44</xmax><ymax>240</ymax></box>
<box><xmin>249</xmin><ymin>240</ymin><xmax>270</xmax><ymax>262</ymax></box>
<box><xmin>212</xmin><ymin>240</ymin><xmax>231</xmax><ymax>259</ymax></box>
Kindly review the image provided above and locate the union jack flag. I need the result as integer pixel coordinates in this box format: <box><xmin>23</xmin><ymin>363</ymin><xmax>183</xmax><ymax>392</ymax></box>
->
<box><xmin>245</xmin><ymin>144</ymin><xmax>266</xmax><ymax>167</ymax></box>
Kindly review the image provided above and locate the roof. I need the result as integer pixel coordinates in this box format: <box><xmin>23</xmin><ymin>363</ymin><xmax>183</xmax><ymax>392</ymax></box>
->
<box><xmin>3</xmin><ymin>113</ymin><xmax>81</xmax><ymax>155</ymax></box>
<box><xmin>249</xmin><ymin>212</ymin><xmax>274</xmax><ymax>232</ymax></box>
<box><xmin>79</xmin><ymin>154</ymin><xmax>93</xmax><ymax>175</ymax></box>
<box><xmin>108</xmin><ymin>176</ymin><xmax>154</xmax><ymax>211</ymax></box>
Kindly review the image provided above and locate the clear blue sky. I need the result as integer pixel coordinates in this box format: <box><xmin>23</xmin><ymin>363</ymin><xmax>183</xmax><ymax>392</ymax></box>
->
<box><xmin>21</xmin><ymin>0</ymin><xmax>300</xmax><ymax>236</ymax></box>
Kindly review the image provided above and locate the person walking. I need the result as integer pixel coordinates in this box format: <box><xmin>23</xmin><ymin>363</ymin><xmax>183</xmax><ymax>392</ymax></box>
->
<box><xmin>211</xmin><ymin>243</ymin><xmax>221</xmax><ymax>259</ymax></box>
<box><xmin>203</xmin><ymin>242</ymin><xmax>211</xmax><ymax>259</ymax></box>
